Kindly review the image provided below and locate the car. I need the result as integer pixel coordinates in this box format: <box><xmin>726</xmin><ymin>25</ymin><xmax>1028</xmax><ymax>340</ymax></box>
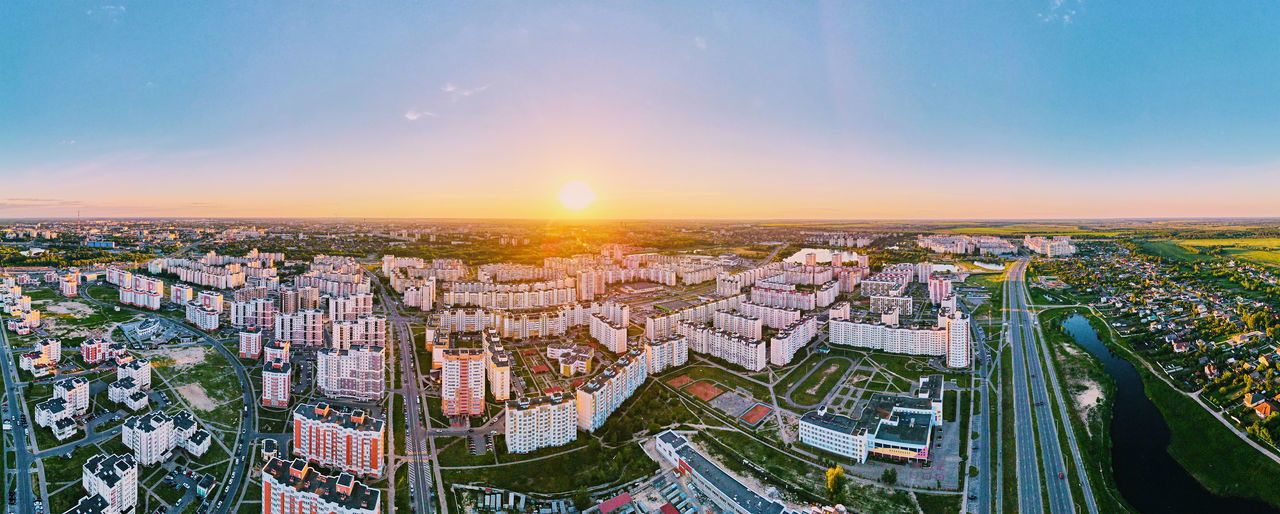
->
<box><xmin>1059</xmin><ymin>472</ymin><xmax>1065</xmax><ymax>479</ymax></box>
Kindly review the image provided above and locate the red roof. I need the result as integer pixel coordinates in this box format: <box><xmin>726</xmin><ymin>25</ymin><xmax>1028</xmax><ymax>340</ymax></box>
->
<box><xmin>599</xmin><ymin>493</ymin><xmax>633</xmax><ymax>514</ymax></box>
<box><xmin>659</xmin><ymin>503</ymin><xmax>680</xmax><ymax>514</ymax></box>
<box><xmin>544</xmin><ymin>387</ymin><xmax>562</xmax><ymax>394</ymax></box>
<box><xmin>531</xmin><ymin>365</ymin><xmax>550</xmax><ymax>373</ymax></box>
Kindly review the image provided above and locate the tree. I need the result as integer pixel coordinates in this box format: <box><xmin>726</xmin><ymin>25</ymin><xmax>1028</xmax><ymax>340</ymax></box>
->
<box><xmin>571</xmin><ymin>486</ymin><xmax>591</xmax><ymax>510</ymax></box>
<box><xmin>880</xmin><ymin>467</ymin><xmax>898</xmax><ymax>485</ymax></box>
<box><xmin>825</xmin><ymin>465</ymin><xmax>846</xmax><ymax>502</ymax></box>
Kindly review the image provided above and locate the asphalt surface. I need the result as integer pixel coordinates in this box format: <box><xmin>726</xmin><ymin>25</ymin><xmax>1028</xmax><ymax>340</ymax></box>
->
<box><xmin>1008</xmin><ymin>259</ymin><xmax>1073</xmax><ymax>514</ymax></box>
<box><xmin>80</xmin><ymin>288</ymin><xmax>257</xmax><ymax>514</ymax></box>
<box><xmin>373</xmin><ymin>274</ymin><xmax>439</xmax><ymax>514</ymax></box>
<box><xmin>0</xmin><ymin>323</ymin><xmax>36</xmax><ymax>513</ymax></box>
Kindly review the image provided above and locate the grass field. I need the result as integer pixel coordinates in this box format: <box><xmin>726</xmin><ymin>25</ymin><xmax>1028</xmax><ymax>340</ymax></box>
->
<box><xmin>789</xmin><ymin>357</ymin><xmax>852</xmax><ymax>406</ymax></box>
<box><xmin>1140</xmin><ymin>238</ymin><xmax>1280</xmax><ymax>268</ymax></box>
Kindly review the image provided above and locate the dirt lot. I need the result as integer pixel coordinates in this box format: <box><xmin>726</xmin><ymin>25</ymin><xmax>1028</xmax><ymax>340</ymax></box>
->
<box><xmin>666</xmin><ymin>375</ymin><xmax>692</xmax><ymax>388</ymax></box>
<box><xmin>686</xmin><ymin>380</ymin><xmax>724</xmax><ymax>402</ymax></box>
<box><xmin>176</xmin><ymin>383</ymin><xmax>218</xmax><ymax>411</ymax></box>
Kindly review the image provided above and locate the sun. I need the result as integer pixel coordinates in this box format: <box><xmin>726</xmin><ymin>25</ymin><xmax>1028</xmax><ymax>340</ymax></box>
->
<box><xmin>557</xmin><ymin>180</ymin><xmax>597</xmax><ymax>210</ymax></box>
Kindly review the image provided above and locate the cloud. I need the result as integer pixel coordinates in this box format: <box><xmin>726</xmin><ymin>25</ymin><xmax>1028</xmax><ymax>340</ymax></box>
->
<box><xmin>59</xmin><ymin>139</ymin><xmax>76</xmax><ymax>145</ymax></box>
<box><xmin>403</xmin><ymin>109</ymin><xmax>436</xmax><ymax>121</ymax></box>
<box><xmin>440</xmin><ymin>82</ymin><xmax>490</xmax><ymax>102</ymax></box>
<box><xmin>694</xmin><ymin>36</ymin><xmax>707</xmax><ymax>50</ymax></box>
<box><xmin>0</xmin><ymin>198</ymin><xmax>84</xmax><ymax>210</ymax></box>
<box><xmin>1038</xmin><ymin>0</ymin><xmax>1080</xmax><ymax>24</ymax></box>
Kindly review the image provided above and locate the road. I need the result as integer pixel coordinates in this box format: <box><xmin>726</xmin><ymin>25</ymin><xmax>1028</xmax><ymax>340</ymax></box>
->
<box><xmin>1026</xmin><ymin>279</ymin><xmax>1099</xmax><ymax>514</ymax></box>
<box><xmin>371</xmin><ymin>273</ymin><xmax>440</xmax><ymax>514</ymax></box>
<box><xmin>1007</xmin><ymin>259</ymin><xmax>1073</xmax><ymax>514</ymax></box>
<box><xmin>958</xmin><ymin>294</ymin><xmax>997</xmax><ymax>514</ymax></box>
<box><xmin>80</xmin><ymin>285</ymin><xmax>257</xmax><ymax>514</ymax></box>
<box><xmin>0</xmin><ymin>319</ymin><xmax>36</xmax><ymax>512</ymax></box>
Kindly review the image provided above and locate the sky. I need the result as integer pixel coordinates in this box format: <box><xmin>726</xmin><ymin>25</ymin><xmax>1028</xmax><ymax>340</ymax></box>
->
<box><xmin>3</xmin><ymin>1</ymin><xmax>1280</xmax><ymax>220</ymax></box>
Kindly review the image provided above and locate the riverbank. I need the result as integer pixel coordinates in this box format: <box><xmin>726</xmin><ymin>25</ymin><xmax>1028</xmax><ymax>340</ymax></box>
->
<box><xmin>1082</xmin><ymin>308</ymin><xmax>1280</xmax><ymax>509</ymax></box>
<box><xmin>1037</xmin><ymin>307</ymin><xmax>1132</xmax><ymax>513</ymax></box>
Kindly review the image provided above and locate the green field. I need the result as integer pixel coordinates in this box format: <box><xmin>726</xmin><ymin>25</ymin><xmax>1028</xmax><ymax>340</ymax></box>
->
<box><xmin>789</xmin><ymin>357</ymin><xmax>852</xmax><ymax>406</ymax></box>
<box><xmin>1140</xmin><ymin>238</ymin><xmax>1280</xmax><ymax>267</ymax></box>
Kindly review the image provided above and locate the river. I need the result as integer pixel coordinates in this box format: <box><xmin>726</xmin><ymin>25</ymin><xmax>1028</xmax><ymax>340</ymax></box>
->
<box><xmin>1060</xmin><ymin>313</ymin><xmax>1279</xmax><ymax>513</ymax></box>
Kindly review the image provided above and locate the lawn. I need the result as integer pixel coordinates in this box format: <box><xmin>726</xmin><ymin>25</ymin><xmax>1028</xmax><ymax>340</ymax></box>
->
<box><xmin>789</xmin><ymin>357</ymin><xmax>852</xmax><ymax>406</ymax></box>
<box><xmin>1137</xmin><ymin>241</ymin><xmax>1209</xmax><ymax>263</ymax></box>
<box><xmin>392</xmin><ymin>393</ymin><xmax>406</xmax><ymax>455</ymax></box>
<box><xmin>440</xmin><ymin>438</ymin><xmax>654</xmax><ymax>494</ymax></box>
<box><xmin>916</xmin><ymin>492</ymin><xmax>960</xmax><ymax>514</ymax></box>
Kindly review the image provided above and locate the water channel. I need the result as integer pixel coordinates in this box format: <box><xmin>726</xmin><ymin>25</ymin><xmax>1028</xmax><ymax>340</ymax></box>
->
<box><xmin>1060</xmin><ymin>313</ymin><xmax>1278</xmax><ymax>512</ymax></box>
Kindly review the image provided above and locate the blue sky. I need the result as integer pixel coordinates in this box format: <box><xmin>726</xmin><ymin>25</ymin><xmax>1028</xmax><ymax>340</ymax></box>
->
<box><xmin>2</xmin><ymin>1</ymin><xmax>1279</xmax><ymax>218</ymax></box>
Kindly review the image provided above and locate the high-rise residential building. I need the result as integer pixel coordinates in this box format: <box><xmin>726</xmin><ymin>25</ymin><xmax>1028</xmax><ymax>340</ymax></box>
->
<box><xmin>769</xmin><ymin>316</ymin><xmax>818</xmax><ymax>366</ymax></box>
<box><xmin>481</xmin><ymin>331</ymin><xmax>511</xmax><ymax>402</ymax></box>
<box><xmin>55</xmin><ymin>375</ymin><xmax>90</xmax><ymax>416</ymax></box>
<box><xmin>315</xmin><ymin>345</ymin><xmax>386</xmax><ymax>401</ymax></box>
<box><xmin>505</xmin><ymin>393</ymin><xmax>577</xmax><ymax>454</ymax></box>
<box><xmin>19</xmin><ymin>337</ymin><xmax>61</xmax><ymax>377</ymax></box>
<box><xmin>441</xmin><ymin>348</ymin><xmax>486</xmax><ymax>418</ymax></box>
<box><xmin>170</xmin><ymin>283</ymin><xmax>195</xmax><ymax>305</ymax></box>
<box><xmin>239</xmin><ymin>327</ymin><xmax>264</xmax><ymax>358</ymax></box>
<box><xmin>276</xmin><ymin>309</ymin><xmax>324</xmax><ymax>346</ymax></box>
<box><xmin>230</xmin><ymin>297</ymin><xmax>276</xmax><ymax>329</ymax></box>
<box><xmin>261</xmin><ymin>457</ymin><xmax>381</xmax><ymax>514</ymax></box>
<box><xmin>122</xmin><ymin>411</ymin><xmax>174</xmax><ymax>466</ymax></box>
<box><xmin>291</xmin><ymin>402</ymin><xmax>385</xmax><ymax>477</ymax></box>
<box><xmin>60</xmin><ymin>271</ymin><xmax>79</xmax><ymax>297</ymax></box>
<box><xmin>71</xmin><ymin>453</ymin><xmax>138</xmax><ymax>514</ymax></box>
<box><xmin>265</xmin><ymin>340</ymin><xmax>290</xmax><ymax>363</ymax></box>
<box><xmin>80</xmin><ymin>337</ymin><xmax>126</xmax><ymax>364</ymax></box>
<box><xmin>197</xmin><ymin>291</ymin><xmax>223</xmax><ymax>313</ymax></box>
<box><xmin>643</xmin><ymin>335</ymin><xmax>689</xmax><ymax>374</ymax></box>
<box><xmin>263</xmin><ymin>359</ymin><xmax>292</xmax><ymax>408</ymax></box>
<box><xmin>575</xmin><ymin>348</ymin><xmax>648</xmax><ymax>432</ymax></box>
<box><xmin>328</xmin><ymin>293</ymin><xmax>373</xmax><ymax>322</ymax></box>
<box><xmin>928</xmin><ymin>275</ymin><xmax>952</xmax><ymax>305</ymax></box>
<box><xmin>829</xmin><ymin>310</ymin><xmax>971</xmax><ymax>369</ymax></box>
<box><xmin>35</xmin><ymin>397</ymin><xmax>78</xmax><ymax>440</ymax></box>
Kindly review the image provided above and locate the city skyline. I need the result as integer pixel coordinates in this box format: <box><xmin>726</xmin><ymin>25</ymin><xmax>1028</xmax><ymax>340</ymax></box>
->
<box><xmin>4</xmin><ymin>2</ymin><xmax>1280</xmax><ymax>219</ymax></box>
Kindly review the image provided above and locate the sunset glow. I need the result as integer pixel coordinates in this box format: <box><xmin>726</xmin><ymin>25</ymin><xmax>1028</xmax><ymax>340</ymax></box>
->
<box><xmin>557</xmin><ymin>181</ymin><xmax>597</xmax><ymax>211</ymax></box>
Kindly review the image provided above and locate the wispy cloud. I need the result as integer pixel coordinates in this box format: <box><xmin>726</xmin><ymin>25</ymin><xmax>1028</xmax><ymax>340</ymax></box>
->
<box><xmin>403</xmin><ymin>109</ymin><xmax>436</xmax><ymax>121</ymax></box>
<box><xmin>694</xmin><ymin>36</ymin><xmax>707</xmax><ymax>51</ymax></box>
<box><xmin>86</xmin><ymin>5</ymin><xmax>126</xmax><ymax>19</ymax></box>
<box><xmin>1038</xmin><ymin>0</ymin><xmax>1080</xmax><ymax>24</ymax></box>
<box><xmin>440</xmin><ymin>83</ymin><xmax>489</xmax><ymax>102</ymax></box>
<box><xmin>0</xmin><ymin>198</ymin><xmax>84</xmax><ymax>210</ymax></box>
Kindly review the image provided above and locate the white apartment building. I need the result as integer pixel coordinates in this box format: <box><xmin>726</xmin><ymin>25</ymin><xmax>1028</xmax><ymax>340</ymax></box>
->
<box><xmin>712</xmin><ymin>310</ymin><xmax>763</xmax><ymax>340</ymax></box>
<box><xmin>505</xmin><ymin>393</ymin><xmax>577</xmax><ymax>454</ymax></box>
<box><xmin>328</xmin><ymin>293</ymin><xmax>374</xmax><ymax>322</ymax></box>
<box><xmin>263</xmin><ymin>359</ymin><xmax>291</xmax><ymax>408</ymax></box>
<box><xmin>829</xmin><ymin>311</ymin><xmax>971</xmax><ymax>368</ymax></box>
<box><xmin>676</xmin><ymin>322</ymin><xmax>768</xmax><ymax>371</ymax></box>
<box><xmin>170</xmin><ymin>283</ymin><xmax>194</xmax><ymax>305</ymax></box>
<box><xmin>575</xmin><ymin>348</ymin><xmax>648</xmax><ymax>432</ymax></box>
<box><xmin>230</xmin><ymin>297</ymin><xmax>276</xmax><ymax>329</ymax></box>
<box><xmin>589</xmin><ymin>314</ymin><xmax>628</xmax><ymax>353</ymax></box>
<box><xmin>275</xmin><ymin>309</ymin><xmax>324</xmax><ymax>346</ymax></box>
<box><xmin>316</xmin><ymin>345</ymin><xmax>386</xmax><ymax>401</ymax></box>
<box><xmin>239</xmin><ymin>327</ymin><xmax>264</xmax><ymax>358</ymax></box>
<box><xmin>769</xmin><ymin>316</ymin><xmax>818</xmax><ymax>366</ymax></box>
<box><xmin>261</xmin><ymin>458</ymin><xmax>381</xmax><ymax>514</ymax></box>
<box><xmin>35</xmin><ymin>398</ymin><xmax>78</xmax><ymax>441</ymax></box>
<box><xmin>643</xmin><ymin>335</ymin><xmax>689</xmax><ymax>374</ymax></box>
<box><xmin>292</xmin><ymin>402</ymin><xmax>385</xmax><ymax>477</ymax></box>
<box><xmin>185</xmin><ymin>300</ymin><xmax>221</xmax><ymax>331</ymax></box>
<box><xmin>737</xmin><ymin>301</ymin><xmax>801</xmax><ymax>329</ymax></box>
<box><xmin>55</xmin><ymin>375</ymin><xmax>90</xmax><ymax>415</ymax></box>
<box><xmin>71</xmin><ymin>453</ymin><xmax>138</xmax><ymax>514</ymax></box>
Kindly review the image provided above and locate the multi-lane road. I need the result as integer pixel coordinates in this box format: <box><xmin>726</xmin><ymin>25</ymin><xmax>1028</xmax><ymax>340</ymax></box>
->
<box><xmin>1004</xmin><ymin>258</ymin><xmax>1096</xmax><ymax>514</ymax></box>
<box><xmin>0</xmin><ymin>321</ymin><xmax>37</xmax><ymax>512</ymax></box>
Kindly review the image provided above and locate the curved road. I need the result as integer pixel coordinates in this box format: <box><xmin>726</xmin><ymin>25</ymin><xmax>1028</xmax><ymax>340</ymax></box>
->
<box><xmin>81</xmin><ymin>285</ymin><xmax>257</xmax><ymax>514</ymax></box>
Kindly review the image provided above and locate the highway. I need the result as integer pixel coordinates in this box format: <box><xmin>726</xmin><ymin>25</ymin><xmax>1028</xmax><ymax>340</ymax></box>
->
<box><xmin>1007</xmin><ymin>259</ymin><xmax>1074</xmax><ymax>514</ymax></box>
